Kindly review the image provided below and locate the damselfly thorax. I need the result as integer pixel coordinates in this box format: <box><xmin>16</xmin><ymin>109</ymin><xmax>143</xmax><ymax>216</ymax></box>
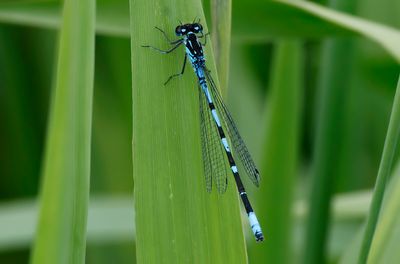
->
<box><xmin>183</xmin><ymin>33</ymin><xmax>205</xmax><ymax>67</ymax></box>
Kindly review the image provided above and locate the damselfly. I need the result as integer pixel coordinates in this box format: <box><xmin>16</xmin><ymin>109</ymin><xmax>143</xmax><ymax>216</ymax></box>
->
<box><xmin>143</xmin><ymin>21</ymin><xmax>264</xmax><ymax>242</ymax></box>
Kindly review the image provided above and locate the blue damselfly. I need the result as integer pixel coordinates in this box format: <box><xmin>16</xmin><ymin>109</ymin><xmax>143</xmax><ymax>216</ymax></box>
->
<box><xmin>143</xmin><ymin>21</ymin><xmax>264</xmax><ymax>242</ymax></box>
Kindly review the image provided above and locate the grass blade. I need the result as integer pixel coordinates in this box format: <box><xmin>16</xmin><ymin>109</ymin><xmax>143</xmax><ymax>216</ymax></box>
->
<box><xmin>30</xmin><ymin>0</ymin><xmax>95</xmax><ymax>262</ymax></box>
<box><xmin>368</xmin><ymin>161</ymin><xmax>400</xmax><ymax>263</ymax></box>
<box><xmin>249</xmin><ymin>41</ymin><xmax>303</xmax><ymax>263</ymax></box>
<box><xmin>303</xmin><ymin>0</ymin><xmax>357</xmax><ymax>259</ymax></box>
<box><xmin>304</xmin><ymin>40</ymin><xmax>355</xmax><ymax>263</ymax></box>
<box><xmin>358</xmin><ymin>74</ymin><xmax>400</xmax><ymax>263</ymax></box>
<box><xmin>129</xmin><ymin>0</ymin><xmax>247</xmax><ymax>262</ymax></box>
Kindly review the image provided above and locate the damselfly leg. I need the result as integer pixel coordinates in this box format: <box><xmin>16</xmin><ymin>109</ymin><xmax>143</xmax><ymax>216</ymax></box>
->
<box><xmin>141</xmin><ymin>41</ymin><xmax>183</xmax><ymax>54</ymax></box>
<box><xmin>154</xmin><ymin>26</ymin><xmax>182</xmax><ymax>44</ymax></box>
<box><xmin>198</xmin><ymin>32</ymin><xmax>210</xmax><ymax>46</ymax></box>
<box><xmin>164</xmin><ymin>53</ymin><xmax>187</xmax><ymax>85</ymax></box>
<box><xmin>142</xmin><ymin>26</ymin><xmax>187</xmax><ymax>84</ymax></box>
<box><xmin>141</xmin><ymin>27</ymin><xmax>183</xmax><ymax>53</ymax></box>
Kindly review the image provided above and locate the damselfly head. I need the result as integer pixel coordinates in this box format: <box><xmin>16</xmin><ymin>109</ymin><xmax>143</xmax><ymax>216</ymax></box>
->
<box><xmin>175</xmin><ymin>23</ymin><xmax>203</xmax><ymax>36</ymax></box>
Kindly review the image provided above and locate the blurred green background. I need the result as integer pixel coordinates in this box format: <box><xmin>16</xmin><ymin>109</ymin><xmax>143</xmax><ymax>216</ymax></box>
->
<box><xmin>0</xmin><ymin>0</ymin><xmax>399</xmax><ymax>263</ymax></box>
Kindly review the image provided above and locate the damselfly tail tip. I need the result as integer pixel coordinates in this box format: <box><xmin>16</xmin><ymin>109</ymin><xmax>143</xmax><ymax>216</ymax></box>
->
<box><xmin>248</xmin><ymin>212</ymin><xmax>264</xmax><ymax>242</ymax></box>
<box><xmin>255</xmin><ymin>231</ymin><xmax>264</xmax><ymax>242</ymax></box>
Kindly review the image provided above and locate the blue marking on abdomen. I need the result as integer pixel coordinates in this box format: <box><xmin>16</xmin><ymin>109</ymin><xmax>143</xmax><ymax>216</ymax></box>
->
<box><xmin>196</xmin><ymin>68</ymin><xmax>222</xmax><ymax>126</ymax></box>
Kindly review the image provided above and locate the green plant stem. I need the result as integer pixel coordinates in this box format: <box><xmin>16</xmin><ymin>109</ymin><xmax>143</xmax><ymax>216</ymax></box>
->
<box><xmin>250</xmin><ymin>41</ymin><xmax>303</xmax><ymax>264</ymax></box>
<box><xmin>30</xmin><ymin>0</ymin><xmax>95</xmax><ymax>263</ymax></box>
<box><xmin>304</xmin><ymin>38</ymin><xmax>356</xmax><ymax>263</ymax></box>
<box><xmin>304</xmin><ymin>0</ymin><xmax>357</xmax><ymax>259</ymax></box>
<box><xmin>358</xmin><ymin>74</ymin><xmax>400</xmax><ymax>263</ymax></box>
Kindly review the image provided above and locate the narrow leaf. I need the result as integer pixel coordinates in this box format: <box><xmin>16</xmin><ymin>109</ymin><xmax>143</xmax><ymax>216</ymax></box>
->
<box><xmin>130</xmin><ymin>0</ymin><xmax>247</xmax><ymax>262</ymax></box>
<box><xmin>30</xmin><ymin>0</ymin><xmax>95</xmax><ymax>263</ymax></box>
<box><xmin>368</xmin><ymin>162</ymin><xmax>400</xmax><ymax>263</ymax></box>
<box><xmin>249</xmin><ymin>41</ymin><xmax>303</xmax><ymax>264</ymax></box>
<box><xmin>359</xmin><ymin>74</ymin><xmax>400</xmax><ymax>263</ymax></box>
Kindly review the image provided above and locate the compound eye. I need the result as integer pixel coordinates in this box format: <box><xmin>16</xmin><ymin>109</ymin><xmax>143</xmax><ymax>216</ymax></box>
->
<box><xmin>193</xmin><ymin>23</ymin><xmax>203</xmax><ymax>33</ymax></box>
<box><xmin>175</xmin><ymin>26</ymin><xmax>183</xmax><ymax>36</ymax></box>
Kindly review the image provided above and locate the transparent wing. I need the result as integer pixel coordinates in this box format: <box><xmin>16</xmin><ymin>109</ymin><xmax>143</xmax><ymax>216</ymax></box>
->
<box><xmin>198</xmin><ymin>85</ymin><xmax>228</xmax><ymax>194</ymax></box>
<box><xmin>204</xmin><ymin>69</ymin><xmax>261</xmax><ymax>187</ymax></box>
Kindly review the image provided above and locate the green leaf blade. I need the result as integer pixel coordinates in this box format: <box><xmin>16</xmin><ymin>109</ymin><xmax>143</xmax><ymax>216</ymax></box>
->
<box><xmin>130</xmin><ymin>0</ymin><xmax>247</xmax><ymax>263</ymax></box>
<box><xmin>30</xmin><ymin>0</ymin><xmax>95</xmax><ymax>263</ymax></box>
<box><xmin>249</xmin><ymin>41</ymin><xmax>303</xmax><ymax>264</ymax></box>
<box><xmin>368</xmin><ymin>162</ymin><xmax>400</xmax><ymax>263</ymax></box>
<box><xmin>358</xmin><ymin>74</ymin><xmax>400</xmax><ymax>263</ymax></box>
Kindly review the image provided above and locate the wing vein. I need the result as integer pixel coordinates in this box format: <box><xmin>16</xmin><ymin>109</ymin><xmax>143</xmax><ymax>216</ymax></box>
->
<box><xmin>198</xmin><ymin>84</ymin><xmax>229</xmax><ymax>193</ymax></box>
<box><xmin>204</xmin><ymin>69</ymin><xmax>261</xmax><ymax>186</ymax></box>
